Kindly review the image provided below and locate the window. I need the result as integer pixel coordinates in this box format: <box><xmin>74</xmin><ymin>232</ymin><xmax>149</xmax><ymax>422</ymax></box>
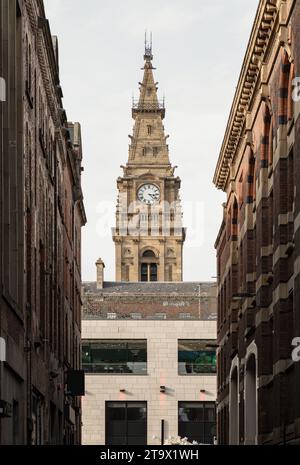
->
<box><xmin>178</xmin><ymin>402</ymin><xmax>216</xmax><ymax>445</ymax></box>
<box><xmin>150</xmin><ymin>263</ymin><xmax>157</xmax><ymax>281</ymax></box>
<box><xmin>143</xmin><ymin>250</ymin><xmax>155</xmax><ymax>258</ymax></box>
<box><xmin>106</xmin><ymin>401</ymin><xmax>147</xmax><ymax>445</ymax></box>
<box><xmin>107</xmin><ymin>312</ymin><xmax>117</xmax><ymax>319</ymax></box>
<box><xmin>12</xmin><ymin>400</ymin><xmax>19</xmax><ymax>445</ymax></box>
<box><xmin>141</xmin><ymin>263</ymin><xmax>157</xmax><ymax>282</ymax></box>
<box><xmin>141</xmin><ymin>250</ymin><xmax>158</xmax><ymax>281</ymax></box>
<box><xmin>82</xmin><ymin>340</ymin><xmax>147</xmax><ymax>374</ymax></box>
<box><xmin>147</xmin><ymin>125</ymin><xmax>152</xmax><ymax>135</ymax></box>
<box><xmin>179</xmin><ymin>313</ymin><xmax>191</xmax><ymax>319</ymax></box>
<box><xmin>154</xmin><ymin>313</ymin><xmax>166</xmax><ymax>320</ymax></box>
<box><xmin>178</xmin><ymin>340</ymin><xmax>216</xmax><ymax>374</ymax></box>
<box><xmin>141</xmin><ymin>263</ymin><xmax>148</xmax><ymax>282</ymax></box>
<box><xmin>32</xmin><ymin>393</ymin><xmax>44</xmax><ymax>445</ymax></box>
<box><xmin>131</xmin><ymin>313</ymin><xmax>142</xmax><ymax>320</ymax></box>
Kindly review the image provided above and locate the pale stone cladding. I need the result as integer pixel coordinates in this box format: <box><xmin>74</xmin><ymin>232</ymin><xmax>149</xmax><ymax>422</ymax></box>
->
<box><xmin>81</xmin><ymin>320</ymin><xmax>217</xmax><ymax>445</ymax></box>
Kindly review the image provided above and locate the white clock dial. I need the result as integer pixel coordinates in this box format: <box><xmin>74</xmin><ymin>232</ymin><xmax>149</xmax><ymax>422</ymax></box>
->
<box><xmin>137</xmin><ymin>184</ymin><xmax>160</xmax><ymax>205</ymax></box>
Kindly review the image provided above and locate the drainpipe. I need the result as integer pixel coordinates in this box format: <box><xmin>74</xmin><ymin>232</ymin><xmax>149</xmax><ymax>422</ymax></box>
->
<box><xmin>161</xmin><ymin>419</ymin><xmax>165</xmax><ymax>445</ymax></box>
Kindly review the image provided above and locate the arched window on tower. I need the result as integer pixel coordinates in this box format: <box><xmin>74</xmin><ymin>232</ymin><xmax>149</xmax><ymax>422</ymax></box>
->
<box><xmin>140</xmin><ymin>250</ymin><xmax>158</xmax><ymax>282</ymax></box>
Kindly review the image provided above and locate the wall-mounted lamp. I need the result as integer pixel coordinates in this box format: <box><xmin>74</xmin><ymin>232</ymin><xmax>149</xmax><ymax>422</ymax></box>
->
<box><xmin>160</xmin><ymin>386</ymin><xmax>166</xmax><ymax>393</ymax></box>
<box><xmin>200</xmin><ymin>389</ymin><xmax>206</xmax><ymax>394</ymax></box>
<box><xmin>119</xmin><ymin>389</ymin><xmax>126</xmax><ymax>393</ymax></box>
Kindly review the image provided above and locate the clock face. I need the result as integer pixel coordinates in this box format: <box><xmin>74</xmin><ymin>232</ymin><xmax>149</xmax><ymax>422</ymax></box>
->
<box><xmin>137</xmin><ymin>184</ymin><xmax>160</xmax><ymax>205</ymax></box>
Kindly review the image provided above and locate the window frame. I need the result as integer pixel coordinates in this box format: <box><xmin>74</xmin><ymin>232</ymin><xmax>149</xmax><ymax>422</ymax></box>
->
<box><xmin>105</xmin><ymin>401</ymin><xmax>148</xmax><ymax>445</ymax></box>
<box><xmin>178</xmin><ymin>401</ymin><xmax>216</xmax><ymax>445</ymax></box>
<box><xmin>178</xmin><ymin>339</ymin><xmax>217</xmax><ymax>376</ymax></box>
<box><xmin>82</xmin><ymin>339</ymin><xmax>148</xmax><ymax>375</ymax></box>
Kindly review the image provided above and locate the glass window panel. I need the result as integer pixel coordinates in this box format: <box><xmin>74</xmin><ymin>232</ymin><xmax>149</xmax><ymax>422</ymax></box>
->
<box><xmin>82</xmin><ymin>345</ymin><xmax>91</xmax><ymax>364</ymax></box>
<box><xmin>141</xmin><ymin>264</ymin><xmax>148</xmax><ymax>281</ymax></box>
<box><xmin>82</xmin><ymin>340</ymin><xmax>147</xmax><ymax>374</ymax></box>
<box><xmin>106</xmin><ymin>402</ymin><xmax>147</xmax><ymax>445</ymax></box>
<box><xmin>178</xmin><ymin>340</ymin><xmax>216</xmax><ymax>374</ymax></box>
<box><xmin>178</xmin><ymin>402</ymin><xmax>216</xmax><ymax>445</ymax></box>
<box><xmin>204</xmin><ymin>404</ymin><xmax>216</xmax><ymax>421</ymax></box>
<box><xmin>127</xmin><ymin>406</ymin><xmax>147</xmax><ymax>421</ymax></box>
<box><xmin>150</xmin><ymin>264</ymin><xmax>157</xmax><ymax>282</ymax></box>
<box><xmin>107</xmin><ymin>406</ymin><xmax>126</xmax><ymax>421</ymax></box>
<box><xmin>143</xmin><ymin>250</ymin><xmax>155</xmax><ymax>258</ymax></box>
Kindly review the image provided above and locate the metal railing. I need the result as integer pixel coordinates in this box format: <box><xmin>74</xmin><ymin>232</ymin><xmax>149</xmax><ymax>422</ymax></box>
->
<box><xmin>132</xmin><ymin>100</ymin><xmax>165</xmax><ymax>112</ymax></box>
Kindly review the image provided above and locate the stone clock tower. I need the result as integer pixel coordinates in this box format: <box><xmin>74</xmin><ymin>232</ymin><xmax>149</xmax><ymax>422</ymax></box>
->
<box><xmin>112</xmin><ymin>42</ymin><xmax>186</xmax><ymax>282</ymax></box>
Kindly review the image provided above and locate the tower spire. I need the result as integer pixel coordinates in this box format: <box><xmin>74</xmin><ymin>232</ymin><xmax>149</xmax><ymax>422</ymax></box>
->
<box><xmin>144</xmin><ymin>31</ymin><xmax>153</xmax><ymax>62</ymax></box>
<box><xmin>112</xmin><ymin>43</ymin><xmax>186</xmax><ymax>282</ymax></box>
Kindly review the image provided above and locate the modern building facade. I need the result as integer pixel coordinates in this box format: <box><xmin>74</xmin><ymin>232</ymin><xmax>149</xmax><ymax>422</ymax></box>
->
<box><xmin>82</xmin><ymin>272</ymin><xmax>217</xmax><ymax>445</ymax></box>
<box><xmin>0</xmin><ymin>0</ymin><xmax>86</xmax><ymax>444</ymax></box>
<box><xmin>214</xmin><ymin>0</ymin><xmax>300</xmax><ymax>445</ymax></box>
<box><xmin>81</xmin><ymin>45</ymin><xmax>217</xmax><ymax>445</ymax></box>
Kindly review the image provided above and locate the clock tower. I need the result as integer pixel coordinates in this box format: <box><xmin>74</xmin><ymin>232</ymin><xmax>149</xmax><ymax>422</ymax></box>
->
<box><xmin>112</xmin><ymin>41</ymin><xmax>186</xmax><ymax>282</ymax></box>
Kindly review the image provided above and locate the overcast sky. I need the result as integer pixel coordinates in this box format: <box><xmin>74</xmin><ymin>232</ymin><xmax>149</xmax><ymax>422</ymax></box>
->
<box><xmin>44</xmin><ymin>0</ymin><xmax>259</xmax><ymax>282</ymax></box>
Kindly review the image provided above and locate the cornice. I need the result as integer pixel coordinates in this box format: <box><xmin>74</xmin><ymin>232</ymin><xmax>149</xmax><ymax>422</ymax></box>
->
<box><xmin>213</xmin><ymin>0</ymin><xmax>294</xmax><ymax>191</ymax></box>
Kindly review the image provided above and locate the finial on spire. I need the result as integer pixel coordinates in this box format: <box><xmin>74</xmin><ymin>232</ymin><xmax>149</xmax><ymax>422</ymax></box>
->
<box><xmin>144</xmin><ymin>31</ymin><xmax>153</xmax><ymax>61</ymax></box>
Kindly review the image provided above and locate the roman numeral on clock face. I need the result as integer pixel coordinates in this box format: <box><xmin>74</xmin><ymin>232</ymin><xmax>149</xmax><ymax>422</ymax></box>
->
<box><xmin>137</xmin><ymin>184</ymin><xmax>160</xmax><ymax>205</ymax></box>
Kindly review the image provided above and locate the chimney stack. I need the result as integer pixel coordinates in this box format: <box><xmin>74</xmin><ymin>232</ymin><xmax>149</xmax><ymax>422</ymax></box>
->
<box><xmin>96</xmin><ymin>258</ymin><xmax>105</xmax><ymax>289</ymax></box>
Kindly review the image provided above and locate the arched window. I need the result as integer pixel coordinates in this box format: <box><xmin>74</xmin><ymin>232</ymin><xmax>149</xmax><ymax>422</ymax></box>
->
<box><xmin>143</xmin><ymin>250</ymin><xmax>155</xmax><ymax>258</ymax></box>
<box><xmin>229</xmin><ymin>365</ymin><xmax>239</xmax><ymax>445</ymax></box>
<box><xmin>140</xmin><ymin>250</ymin><xmax>158</xmax><ymax>282</ymax></box>
<box><xmin>288</xmin><ymin>62</ymin><xmax>295</xmax><ymax>121</ymax></box>
<box><xmin>278</xmin><ymin>50</ymin><xmax>291</xmax><ymax>126</ymax></box>
<box><xmin>226</xmin><ymin>206</ymin><xmax>232</xmax><ymax>241</ymax></box>
<box><xmin>232</xmin><ymin>197</ymin><xmax>238</xmax><ymax>240</ymax></box>
<box><xmin>247</xmin><ymin>150</ymin><xmax>256</xmax><ymax>204</ymax></box>
<box><xmin>261</xmin><ymin>104</ymin><xmax>271</xmax><ymax>167</ymax></box>
<box><xmin>245</xmin><ymin>353</ymin><xmax>257</xmax><ymax>445</ymax></box>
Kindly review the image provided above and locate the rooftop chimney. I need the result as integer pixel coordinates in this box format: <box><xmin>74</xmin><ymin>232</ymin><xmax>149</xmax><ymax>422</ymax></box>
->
<box><xmin>96</xmin><ymin>258</ymin><xmax>105</xmax><ymax>289</ymax></box>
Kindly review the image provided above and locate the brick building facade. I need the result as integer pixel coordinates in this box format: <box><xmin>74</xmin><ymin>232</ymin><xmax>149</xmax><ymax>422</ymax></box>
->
<box><xmin>0</xmin><ymin>0</ymin><xmax>86</xmax><ymax>444</ymax></box>
<box><xmin>214</xmin><ymin>0</ymin><xmax>300</xmax><ymax>445</ymax></box>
